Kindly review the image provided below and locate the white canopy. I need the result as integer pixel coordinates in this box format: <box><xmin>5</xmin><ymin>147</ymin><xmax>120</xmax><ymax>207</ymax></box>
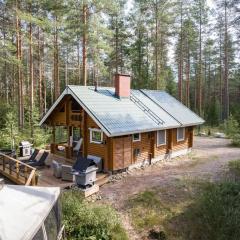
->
<box><xmin>0</xmin><ymin>185</ymin><xmax>60</xmax><ymax>240</ymax></box>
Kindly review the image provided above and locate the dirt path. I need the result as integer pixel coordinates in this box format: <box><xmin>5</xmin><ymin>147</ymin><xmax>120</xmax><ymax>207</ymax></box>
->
<box><xmin>100</xmin><ymin>137</ymin><xmax>240</xmax><ymax>208</ymax></box>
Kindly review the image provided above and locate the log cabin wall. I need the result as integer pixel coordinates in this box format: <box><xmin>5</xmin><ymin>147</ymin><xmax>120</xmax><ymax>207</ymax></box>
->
<box><xmin>132</xmin><ymin>132</ymin><xmax>152</xmax><ymax>163</ymax></box>
<box><xmin>85</xmin><ymin>114</ymin><xmax>109</xmax><ymax>171</ymax></box>
<box><xmin>172</xmin><ymin>127</ymin><xmax>192</xmax><ymax>152</ymax></box>
<box><xmin>154</xmin><ymin>130</ymin><xmax>169</xmax><ymax>157</ymax></box>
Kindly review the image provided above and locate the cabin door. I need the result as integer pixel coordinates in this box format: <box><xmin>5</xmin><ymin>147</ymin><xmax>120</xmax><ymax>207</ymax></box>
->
<box><xmin>113</xmin><ymin>136</ymin><xmax>132</xmax><ymax>170</ymax></box>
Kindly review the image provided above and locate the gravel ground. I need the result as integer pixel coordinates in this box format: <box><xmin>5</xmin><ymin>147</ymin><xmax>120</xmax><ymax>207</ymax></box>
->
<box><xmin>99</xmin><ymin>137</ymin><xmax>240</xmax><ymax>239</ymax></box>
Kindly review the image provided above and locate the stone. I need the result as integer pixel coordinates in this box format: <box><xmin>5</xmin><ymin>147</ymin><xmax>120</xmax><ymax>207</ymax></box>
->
<box><xmin>78</xmin><ymin>184</ymin><xmax>99</xmax><ymax>198</ymax></box>
<box><xmin>214</xmin><ymin>132</ymin><xmax>226</xmax><ymax>138</ymax></box>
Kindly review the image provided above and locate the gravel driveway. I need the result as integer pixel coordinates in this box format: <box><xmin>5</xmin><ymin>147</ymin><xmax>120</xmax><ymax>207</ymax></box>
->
<box><xmin>100</xmin><ymin>136</ymin><xmax>240</xmax><ymax>207</ymax></box>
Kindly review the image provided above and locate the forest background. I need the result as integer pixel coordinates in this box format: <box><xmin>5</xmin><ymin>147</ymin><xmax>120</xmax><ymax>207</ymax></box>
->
<box><xmin>0</xmin><ymin>0</ymin><xmax>239</xmax><ymax>148</ymax></box>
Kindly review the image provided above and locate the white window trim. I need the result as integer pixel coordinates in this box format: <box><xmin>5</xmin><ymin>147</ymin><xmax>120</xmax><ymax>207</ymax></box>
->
<box><xmin>89</xmin><ymin>128</ymin><xmax>103</xmax><ymax>144</ymax></box>
<box><xmin>157</xmin><ymin>130</ymin><xmax>166</xmax><ymax>146</ymax></box>
<box><xmin>132</xmin><ymin>133</ymin><xmax>141</xmax><ymax>142</ymax></box>
<box><xmin>177</xmin><ymin>127</ymin><xmax>185</xmax><ymax>142</ymax></box>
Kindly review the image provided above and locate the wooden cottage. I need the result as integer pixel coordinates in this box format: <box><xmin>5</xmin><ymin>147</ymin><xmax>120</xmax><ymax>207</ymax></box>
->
<box><xmin>40</xmin><ymin>74</ymin><xmax>204</xmax><ymax>173</ymax></box>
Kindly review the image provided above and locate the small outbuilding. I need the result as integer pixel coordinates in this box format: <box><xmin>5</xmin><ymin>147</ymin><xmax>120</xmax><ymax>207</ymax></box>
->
<box><xmin>40</xmin><ymin>74</ymin><xmax>204</xmax><ymax>172</ymax></box>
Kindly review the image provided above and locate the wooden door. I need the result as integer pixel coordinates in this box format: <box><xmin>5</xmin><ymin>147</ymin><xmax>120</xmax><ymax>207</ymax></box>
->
<box><xmin>113</xmin><ymin>136</ymin><xmax>132</xmax><ymax>170</ymax></box>
<box><xmin>123</xmin><ymin>136</ymin><xmax>132</xmax><ymax>168</ymax></box>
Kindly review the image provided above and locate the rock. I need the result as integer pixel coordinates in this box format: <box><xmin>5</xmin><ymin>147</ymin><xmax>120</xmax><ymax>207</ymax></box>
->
<box><xmin>214</xmin><ymin>132</ymin><xmax>226</xmax><ymax>138</ymax></box>
<box><xmin>199</xmin><ymin>132</ymin><xmax>207</xmax><ymax>136</ymax></box>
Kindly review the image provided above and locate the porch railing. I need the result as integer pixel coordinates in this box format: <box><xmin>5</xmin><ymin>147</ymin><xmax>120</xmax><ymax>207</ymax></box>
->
<box><xmin>0</xmin><ymin>153</ymin><xmax>38</xmax><ymax>186</ymax></box>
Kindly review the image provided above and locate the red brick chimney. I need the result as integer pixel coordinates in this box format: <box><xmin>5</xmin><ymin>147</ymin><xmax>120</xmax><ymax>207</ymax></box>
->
<box><xmin>115</xmin><ymin>74</ymin><xmax>131</xmax><ymax>98</ymax></box>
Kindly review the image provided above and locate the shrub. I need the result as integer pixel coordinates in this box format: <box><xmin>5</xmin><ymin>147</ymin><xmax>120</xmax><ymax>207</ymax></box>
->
<box><xmin>231</xmin><ymin>134</ymin><xmax>240</xmax><ymax>147</ymax></box>
<box><xmin>222</xmin><ymin>115</ymin><xmax>239</xmax><ymax>138</ymax></box>
<box><xmin>61</xmin><ymin>190</ymin><xmax>128</xmax><ymax>240</ymax></box>
<box><xmin>228</xmin><ymin>159</ymin><xmax>240</xmax><ymax>178</ymax></box>
<box><xmin>183</xmin><ymin>182</ymin><xmax>240</xmax><ymax>240</ymax></box>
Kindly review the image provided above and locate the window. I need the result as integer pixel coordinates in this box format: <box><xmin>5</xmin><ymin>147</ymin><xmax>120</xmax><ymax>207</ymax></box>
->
<box><xmin>71</xmin><ymin>99</ymin><xmax>81</xmax><ymax>112</ymax></box>
<box><xmin>134</xmin><ymin>148</ymin><xmax>141</xmax><ymax>157</ymax></box>
<box><xmin>157</xmin><ymin>130</ymin><xmax>166</xmax><ymax>146</ymax></box>
<box><xmin>132</xmin><ymin>133</ymin><xmax>141</xmax><ymax>142</ymax></box>
<box><xmin>72</xmin><ymin>127</ymin><xmax>81</xmax><ymax>141</ymax></box>
<box><xmin>177</xmin><ymin>128</ymin><xmax>185</xmax><ymax>142</ymax></box>
<box><xmin>90</xmin><ymin>128</ymin><xmax>103</xmax><ymax>144</ymax></box>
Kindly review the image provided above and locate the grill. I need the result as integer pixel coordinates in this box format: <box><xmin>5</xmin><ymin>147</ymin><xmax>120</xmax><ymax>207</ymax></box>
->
<box><xmin>72</xmin><ymin>156</ymin><xmax>98</xmax><ymax>188</ymax></box>
<box><xmin>19</xmin><ymin>141</ymin><xmax>32</xmax><ymax>157</ymax></box>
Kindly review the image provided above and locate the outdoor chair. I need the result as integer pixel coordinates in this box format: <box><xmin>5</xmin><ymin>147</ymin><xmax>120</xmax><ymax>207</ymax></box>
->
<box><xmin>28</xmin><ymin>149</ymin><xmax>39</xmax><ymax>162</ymax></box>
<box><xmin>61</xmin><ymin>164</ymin><xmax>74</xmax><ymax>181</ymax></box>
<box><xmin>27</xmin><ymin>151</ymin><xmax>49</xmax><ymax>167</ymax></box>
<box><xmin>73</xmin><ymin>138</ymin><xmax>83</xmax><ymax>153</ymax></box>
<box><xmin>52</xmin><ymin>160</ymin><xmax>62</xmax><ymax>178</ymax></box>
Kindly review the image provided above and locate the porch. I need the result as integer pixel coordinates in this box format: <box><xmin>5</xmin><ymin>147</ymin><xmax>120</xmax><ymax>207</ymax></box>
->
<box><xmin>38</xmin><ymin>152</ymin><xmax>109</xmax><ymax>188</ymax></box>
<box><xmin>0</xmin><ymin>152</ymin><xmax>109</xmax><ymax>189</ymax></box>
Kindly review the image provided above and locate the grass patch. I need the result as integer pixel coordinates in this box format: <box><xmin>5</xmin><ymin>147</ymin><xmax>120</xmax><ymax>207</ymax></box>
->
<box><xmin>61</xmin><ymin>190</ymin><xmax>128</xmax><ymax>240</ymax></box>
<box><xmin>228</xmin><ymin>159</ymin><xmax>240</xmax><ymax>181</ymax></box>
<box><xmin>126</xmin><ymin>180</ymin><xmax>240</xmax><ymax>240</ymax></box>
<box><xmin>228</xmin><ymin>159</ymin><xmax>240</xmax><ymax>175</ymax></box>
<box><xmin>126</xmin><ymin>182</ymin><xmax>196</xmax><ymax>238</ymax></box>
<box><xmin>127</xmin><ymin>191</ymin><xmax>172</xmax><ymax>230</ymax></box>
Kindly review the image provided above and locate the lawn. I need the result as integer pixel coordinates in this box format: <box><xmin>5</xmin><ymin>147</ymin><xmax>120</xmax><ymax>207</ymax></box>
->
<box><xmin>124</xmin><ymin>164</ymin><xmax>240</xmax><ymax>240</ymax></box>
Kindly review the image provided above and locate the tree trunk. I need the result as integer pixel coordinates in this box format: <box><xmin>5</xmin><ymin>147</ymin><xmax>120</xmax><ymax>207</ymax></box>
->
<box><xmin>29</xmin><ymin>18</ymin><xmax>34</xmax><ymax>136</ymax></box>
<box><xmin>178</xmin><ymin>1</ymin><xmax>183</xmax><ymax>102</ymax></box>
<box><xmin>185</xmin><ymin>39</ymin><xmax>190</xmax><ymax>107</ymax></box>
<box><xmin>219</xmin><ymin>23</ymin><xmax>223</xmax><ymax>121</ymax></box>
<box><xmin>197</xmin><ymin>0</ymin><xmax>203</xmax><ymax>117</ymax></box>
<box><xmin>82</xmin><ymin>4</ymin><xmax>87</xmax><ymax>86</ymax></box>
<box><xmin>77</xmin><ymin>43</ymin><xmax>80</xmax><ymax>84</ymax></box>
<box><xmin>53</xmin><ymin>15</ymin><xmax>60</xmax><ymax>100</ymax></box>
<box><xmin>38</xmin><ymin>27</ymin><xmax>44</xmax><ymax>117</ymax></box>
<box><xmin>115</xmin><ymin>16</ymin><xmax>119</xmax><ymax>73</ymax></box>
<box><xmin>223</xmin><ymin>1</ymin><xmax>229</xmax><ymax>120</ymax></box>
<box><xmin>16</xmin><ymin>0</ymin><xmax>24</xmax><ymax>129</ymax></box>
<box><xmin>155</xmin><ymin>3</ymin><xmax>159</xmax><ymax>89</ymax></box>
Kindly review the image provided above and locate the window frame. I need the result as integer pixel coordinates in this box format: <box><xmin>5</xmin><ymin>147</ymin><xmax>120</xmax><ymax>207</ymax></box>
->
<box><xmin>132</xmin><ymin>133</ymin><xmax>141</xmax><ymax>142</ymax></box>
<box><xmin>177</xmin><ymin>127</ymin><xmax>185</xmax><ymax>142</ymax></box>
<box><xmin>89</xmin><ymin>128</ymin><xmax>103</xmax><ymax>144</ymax></box>
<box><xmin>157</xmin><ymin>130</ymin><xmax>166</xmax><ymax>146</ymax></box>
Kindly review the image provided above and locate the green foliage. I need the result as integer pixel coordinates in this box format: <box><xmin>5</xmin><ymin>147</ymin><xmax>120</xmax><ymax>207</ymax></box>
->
<box><xmin>0</xmin><ymin>105</ymin><xmax>50</xmax><ymax>150</ymax></box>
<box><xmin>228</xmin><ymin>159</ymin><xmax>240</xmax><ymax>176</ymax></box>
<box><xmin>0</xmin><ymin>108</ymin><xmax>19</xmax><ymax>149</ymax></box>
<box><xmin>183</xmin><ymin>182</ymin><xmax>240</xmax><ymax>240</ymax></box>
<box><xmin>205</xmin><ymin>99</ymin><xmax>221</xmax><ymax>126</ymax></box>
<box><xmin>231</xmin><ymin>134</ymin><xmax>240</xmax><ymax>147</ymax></box>
<box><xmin>220</xmin><ymin>115</ymin><xmax>240</xmax><ymax>146</ymax></box>
<box><xmin>61</xmin><ymin>190</ymin><xmax>128</xmax><ymax>240</ymax></box>
<box><xmin>222</xmin><ymin>114</ymin><xmax>239</xmax><ymax>137</ymax></box>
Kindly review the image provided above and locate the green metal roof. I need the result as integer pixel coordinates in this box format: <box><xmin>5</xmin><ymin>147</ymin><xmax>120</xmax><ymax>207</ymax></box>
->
<box><xmin>40</xmin><ymin>86</ymin><xmax>204</xmax><ymax>137</ymax></box>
